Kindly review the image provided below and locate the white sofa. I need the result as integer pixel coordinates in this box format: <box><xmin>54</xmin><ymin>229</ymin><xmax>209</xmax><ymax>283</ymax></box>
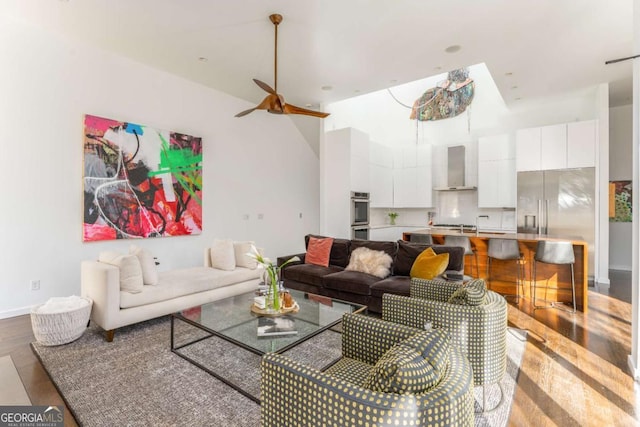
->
<box><xmin>81</xmin><ymin>248</ymin><xmax>263</xmax><ymax>341</ymax></box>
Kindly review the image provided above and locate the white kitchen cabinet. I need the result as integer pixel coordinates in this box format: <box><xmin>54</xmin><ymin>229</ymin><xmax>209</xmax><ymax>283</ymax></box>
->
<box><xmin>370</xmin><ymin>141</ymin><xmax>393</xmax><ymax>168</ymax></box>
<box><xmin>497</xmin><ymin>157</ymin><xmax>516</xmax><ymax>207</ymax></box>
<box><xmin>567</xmin><ymin>120</ymin><xmax>596</xmax><ymax>168</ymax></box>
<box><xmin>417</xmin><ymin>144</ymin><xmax>432</xmax><ymax>166</ymax></box>
<box><xmin>322</xmin><ymin>128</ymin><xmax>370</xmax><ymax>238</ymax></box>
<box><xmin>478</xmin><ymin>134</ymin><xmax>512</xmax><ymax>161</ymax></box>
<box><xmin>478</xmin><ymin>134</ymin><xmax>516</xmax><ymax>208</ymax></box>
<box><xmin>478</xmin><ymin>159</ymin><xmax>515</xmax><ymax>208</ymax></box>
<box><xmin>393</xmin><ymin>167</ymin><xmax>414</xmax><ymax>208</ymax></box>
<box><xmin>516</xmin><ymin>120</ymin><xmax>597</xmax><ymax>172</ymax></box>
<box><xmin>515</xmin><ymin>127</ymin><xmax>541</xmax><ymax>171</ymax></box>
<box><xmin>540</xmin><ymin>124</ymin><xmax>567</xmax><ymax>170</ymax></box>
<box><xmin>392</xmin><ymin>165</ymin><xmax>432</xmax><ymax>208</ymax></box>
<box><xmin>370</xmin><ymin>164</ymin><xmax>393</xmax><ymax>207</ymax></box>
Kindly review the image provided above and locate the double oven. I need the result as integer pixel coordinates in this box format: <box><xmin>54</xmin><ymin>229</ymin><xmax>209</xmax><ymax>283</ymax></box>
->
<box><xmin>350</xmin><ymin>191</ymin><xmax>370</xmax><ymax>240</ymax></box>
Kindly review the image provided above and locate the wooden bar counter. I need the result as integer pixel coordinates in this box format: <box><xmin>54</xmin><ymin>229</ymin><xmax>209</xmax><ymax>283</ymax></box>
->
<box><xmin>403</xmin><ymin>229</ymin><xmax>589</xmax><ymax>313</ymax></box>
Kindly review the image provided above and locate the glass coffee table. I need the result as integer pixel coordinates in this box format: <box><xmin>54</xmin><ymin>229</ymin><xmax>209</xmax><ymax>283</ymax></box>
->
<box><xmin>170</xmin><ymin>289</ymin><xmax>366</xmax><ymax>403</ymax></box>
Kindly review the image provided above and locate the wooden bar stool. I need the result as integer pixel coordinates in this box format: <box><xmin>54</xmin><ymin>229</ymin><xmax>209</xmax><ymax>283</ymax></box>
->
<box><xmin>487</xmin><ymin>238</ymin><xmax>524</xmax><ymax>302</ymax></box>
<box><xmin>532</xmin><ymin>240</ymin><xmax>576</xmax><ymax>313</ymax></box>
<box><xmin>444</xmin><ymin>235</ymin><xmax>478</xmax><ymax>278</ymax></box>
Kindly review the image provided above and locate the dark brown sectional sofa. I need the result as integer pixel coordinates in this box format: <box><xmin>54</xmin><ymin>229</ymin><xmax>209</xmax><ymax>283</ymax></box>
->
<box><xmin>277</xmin><ymin>235</ymin><xmax>465</xmax><ymax>313</ymax></box>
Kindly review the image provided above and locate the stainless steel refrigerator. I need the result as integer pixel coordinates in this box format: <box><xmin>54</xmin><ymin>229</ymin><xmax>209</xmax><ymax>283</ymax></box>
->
<box><xmin>517</xmin><ymin>168</ymin><xmax>595</xmax><ymax>277</ymax></box>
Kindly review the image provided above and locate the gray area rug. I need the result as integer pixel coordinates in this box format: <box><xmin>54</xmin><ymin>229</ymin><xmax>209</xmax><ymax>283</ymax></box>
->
<box><xmin>32</xmin><ymin>317</ymin><xmax>525</xmax><ymax>426</ymax></box>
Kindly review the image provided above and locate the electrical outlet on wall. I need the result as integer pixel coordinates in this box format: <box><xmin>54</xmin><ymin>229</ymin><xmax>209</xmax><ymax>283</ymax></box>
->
<box><xmin>30</xmin><ymin>280</ymin><xmax>40</xmax><ymax>291</ymax></box>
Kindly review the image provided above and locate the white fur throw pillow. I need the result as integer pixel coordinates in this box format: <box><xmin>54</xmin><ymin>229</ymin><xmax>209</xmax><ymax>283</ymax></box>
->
<box><xmin>346</xmin><ymin>247</ymin><xmax>393</xmax><ymax>279</ymax></box>
<box><xmin>210</xmin><ymin>238</ymin><xmax>236</xmax><ymax>271</ymax></box>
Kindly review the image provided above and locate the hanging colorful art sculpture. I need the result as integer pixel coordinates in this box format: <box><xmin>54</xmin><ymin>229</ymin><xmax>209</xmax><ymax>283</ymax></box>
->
<box><xmin>410</xmin><ymin>68</ymin><xmax>475</xmax><ymax>121</ymax></box>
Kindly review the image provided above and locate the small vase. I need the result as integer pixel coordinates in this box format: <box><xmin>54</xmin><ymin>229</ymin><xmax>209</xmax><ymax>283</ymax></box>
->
<box><xmin>390</xmin><ymin>217</ymin><xmax>396</xmax><ymax>225</ymax></box>
<box><xmin>265</xmin><ymin>272</ymin><xmax>281</xmax><ymax>312</ymax></box>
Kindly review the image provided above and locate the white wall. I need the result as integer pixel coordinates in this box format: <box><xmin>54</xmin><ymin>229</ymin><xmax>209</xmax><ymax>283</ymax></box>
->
<box><xmin>609</xmin><ymin>104</ymin><xmax>633</xmax><ymax>270</ymax></box>
<box><xmin>0</xmin><ymin>17</ymin><xmax>320</xmax><ymax>317</ymax></box>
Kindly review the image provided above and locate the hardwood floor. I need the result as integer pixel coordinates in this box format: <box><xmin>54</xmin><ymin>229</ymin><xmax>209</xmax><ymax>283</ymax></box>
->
<box><xmin>1</xmin><ymin>277</ymin><xmax>638</xmax><ymax>426</ymax></box>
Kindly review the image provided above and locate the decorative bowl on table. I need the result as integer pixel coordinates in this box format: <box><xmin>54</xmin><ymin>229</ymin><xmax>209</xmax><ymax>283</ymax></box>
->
<box><xmin>251</xmin><ymin>292</ymin><xmax>299</xmax><ymax>317</ymax></box>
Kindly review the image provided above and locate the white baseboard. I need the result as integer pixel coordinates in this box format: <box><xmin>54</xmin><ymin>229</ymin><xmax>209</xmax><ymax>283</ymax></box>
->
<box><xmin>628</xmin><ymin>355</ymin><xmax>640</xmax><ymax>381</ymax></box>
<box><xmin>0</xmin><ymin>306</ymin><xmax>31</xmax><ymax>320</ymax></box>
<box><xmin>596</xmin><ymin>277</ymin><xmax>611</xmax><ymax>287</ymax></box>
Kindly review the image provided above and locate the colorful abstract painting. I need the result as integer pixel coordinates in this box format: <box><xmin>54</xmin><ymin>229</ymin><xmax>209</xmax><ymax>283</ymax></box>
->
<box><xmin>83</xmin><ymin>114</ymin><xmax>202</xmax><ymax>242</ymax></box>
<box><xmin>610</xmin><ymin>180</ymin><xmax>632</xmax><ymax>222</ymax></box>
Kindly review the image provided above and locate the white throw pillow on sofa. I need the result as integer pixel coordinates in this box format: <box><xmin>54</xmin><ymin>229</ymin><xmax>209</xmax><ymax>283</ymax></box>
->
<box><xmin>98</xmin><ymin>251</ymin><xmax>144</xmax><ymax>293</ymax></box>
<box><xmin>234</xmin><ymin>241</ymin><xmax>258</xmax><ymax>269</ymax></box>
<box><xmin>130</xmin><ymin>244</ymin><xmax>159</xmax><ymax>285</ymax></box>
<box><xmin>210</xmin><ymin>239</ymin><xmax>236</xmax><ymax>271</ymax></box>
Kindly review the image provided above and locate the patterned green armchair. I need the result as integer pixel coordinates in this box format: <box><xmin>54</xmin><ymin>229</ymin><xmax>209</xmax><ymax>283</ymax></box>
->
<box><xmin>382</xmin><ymin>278</ymin><xmax>507</xmax><ymax>412</ymax></box>
<box><xmin>261</xmin><ymin>313</ymin><xmax>474</xmax><ymax>427</ymax></box>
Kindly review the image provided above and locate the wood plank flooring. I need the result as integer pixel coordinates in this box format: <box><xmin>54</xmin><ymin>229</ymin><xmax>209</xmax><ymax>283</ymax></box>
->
<box><xmin>0</xmin><ymin>281</ymin><xmax>637</xmax><ymax>426</ymax></box>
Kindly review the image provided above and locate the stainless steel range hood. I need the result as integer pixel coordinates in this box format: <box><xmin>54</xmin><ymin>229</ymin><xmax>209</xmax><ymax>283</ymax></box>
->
<box><xmin>434</xmin><ymin>145</ymin><xmax>477</xmax><ymax>191</ymax></box>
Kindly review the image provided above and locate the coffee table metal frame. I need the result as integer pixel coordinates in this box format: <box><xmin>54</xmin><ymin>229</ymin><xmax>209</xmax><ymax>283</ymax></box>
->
<box><xmin>170</xmin><ymin>291</ymin><xmax>366</xmax><ymax>403</ymax></box>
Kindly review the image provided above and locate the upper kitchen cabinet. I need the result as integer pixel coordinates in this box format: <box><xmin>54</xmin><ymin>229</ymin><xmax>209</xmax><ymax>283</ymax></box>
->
<box><xmin>567</xmin><ymin>120</ymin><xmax>597</xmax><ymax>168</ymax></box>
<box><xmin>392</xmin><ymin>145</ymin><xmax>433</xmax><ymax>208</ymax></box>
<box><xmin>369</xmin><ymin>141</ymin><xmax>393</xmax><ymax>207</ymax></box>
<box><xmin>323</xmin><ymin>127</ymin><xmax>370</xmax><ymax>193</ymax></box>
<box><xmin>540</xmin><ymin>124</ymin><xmax>567</xmax><ymax>170</ymax></box>
<box><xmin>478</xmin><ymin>134</ymin><xmax>516</xmax><ymax>208</ymax></box>
<box><xmin>516</xmin><ymin>120</ymin><xmax>597</xmax><ymax>172</ymax></box>
<box><xmin>515</xmin><ymin>127</ymin><xmax>541</xmax><ymax>171</ymax></box>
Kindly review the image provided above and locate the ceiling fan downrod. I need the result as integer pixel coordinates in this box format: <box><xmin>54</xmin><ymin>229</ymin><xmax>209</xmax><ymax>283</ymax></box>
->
<box><xmin>270</xmin><ymin>14</ymin><xmax>282</xmax><ymax>94</ymax></box>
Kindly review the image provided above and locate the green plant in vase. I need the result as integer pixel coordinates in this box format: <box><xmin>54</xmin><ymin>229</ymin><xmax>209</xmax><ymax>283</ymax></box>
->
<box><xmin>388</xmin><ymin>212</ymin><xmax>399</xmax><ymax>225</ymax></box>
<box><xmin>247</xmin><ymin>245</ymin><xmax>300</xmax><ymax>311</ymax></box>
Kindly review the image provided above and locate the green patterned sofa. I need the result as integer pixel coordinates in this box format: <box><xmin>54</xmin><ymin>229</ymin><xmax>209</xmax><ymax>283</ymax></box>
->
<box><xmin>382</xmin><ymin>278</ymin><xmax>508</xmax><ymax>412</ymax></box>
<box><xmin>261</xmin><ymin>313</ymin><xmax>474</xmax><ymax>426</ymax></box>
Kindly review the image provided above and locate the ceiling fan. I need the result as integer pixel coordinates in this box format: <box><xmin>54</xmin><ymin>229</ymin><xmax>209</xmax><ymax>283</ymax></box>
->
<box><xmin>235</xmin><ymin>14</ymin><xmax>329</xmax><ymax>118</ymax></box>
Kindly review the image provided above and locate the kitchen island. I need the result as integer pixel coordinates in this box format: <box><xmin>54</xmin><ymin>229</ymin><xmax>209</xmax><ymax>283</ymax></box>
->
<box><xmin>403</xmin><ymin>229</ymin><xmax>589</xmax><ymax>312</ymax></box>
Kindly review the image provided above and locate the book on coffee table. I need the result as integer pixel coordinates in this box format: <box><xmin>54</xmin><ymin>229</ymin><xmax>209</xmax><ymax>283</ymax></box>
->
<box><xmin>257</xmin><ymin>316</ymin><xmax>298</xmax><ymax>337</ymax></box>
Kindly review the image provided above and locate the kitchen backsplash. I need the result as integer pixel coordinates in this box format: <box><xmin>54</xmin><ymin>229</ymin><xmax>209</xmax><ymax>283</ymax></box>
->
<box><xmin>371</xmin><ymin>191</ymin><xmax>516</xmax><ymax>230</ymax></box>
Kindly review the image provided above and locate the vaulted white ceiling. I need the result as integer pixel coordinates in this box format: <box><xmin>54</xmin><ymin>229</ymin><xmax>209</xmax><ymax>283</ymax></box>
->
<box><xmin>1</xmin><ymin>0</ymin><xmax>634</xmax><ymax>112</ymax></box>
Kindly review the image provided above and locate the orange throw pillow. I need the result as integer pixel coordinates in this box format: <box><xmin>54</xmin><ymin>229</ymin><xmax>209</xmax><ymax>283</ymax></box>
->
<box><xmin>410</xmin><ymin>247</ymin><xmax>449</xmax><ymax>280</ymax></box>
<box><xmin>305</xmin><ymin>237</ymin><xmax>334</xmax><ymax>267</ymax></box>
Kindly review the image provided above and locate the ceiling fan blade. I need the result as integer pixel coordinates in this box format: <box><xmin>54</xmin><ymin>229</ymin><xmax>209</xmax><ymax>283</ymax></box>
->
<box><xmin>235</xmin><ymin>94</ymin><xmax>281</xmax><ymax>117</ymax></box>
<box><xmin>283</xmin><ymin>103</ymin><xmax>330</xmax><ymax>118</ymax></box>
<box><xmin>235</xmin><ymin>107</ymin><xmax>257</xmax><ymax>117</ymax></box>
<box><xmin>253</xmin><ymin>79</ymin><xmax>276</xmax><ymax>95</ymax></box>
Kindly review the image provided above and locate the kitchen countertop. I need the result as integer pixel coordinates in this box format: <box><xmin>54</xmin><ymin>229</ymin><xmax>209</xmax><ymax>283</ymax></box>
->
<box><xmin>408</xmin><ymin>228</ymin><xmax>587</xmax><ymax>244</ymax></box>
<box><xmin>368</xmin><ymin>224</ymin><xmax>426</xmax><ymax>229</ymax></box>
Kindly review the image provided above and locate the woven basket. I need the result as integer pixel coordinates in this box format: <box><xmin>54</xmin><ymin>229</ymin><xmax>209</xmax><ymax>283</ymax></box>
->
<box><xmin>31</xmin><ymin>297</ymin><xmax>93</xmax><ymax>346</ymax></box>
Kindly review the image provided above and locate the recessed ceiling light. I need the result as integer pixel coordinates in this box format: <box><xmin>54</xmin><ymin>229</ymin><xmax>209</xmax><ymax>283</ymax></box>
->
<box><xmin>354</xmin><ymin>89</ymin><xmax>361</xmax><ymax>93</ymax></box>
<box><xmin>505</xmin><ymin>72</ymin><xmax>513</xmax><ymax>76</ymax></box>
<box><xmin>305</xmin><ymin>103</ymin><xmax>312</xmax><ymax>108</ymax></box>
<box><xmin>515</xmin><ymin>97</ymin><xmax>522</xmax><ymax>101</ymax></box>
<box><xmin>198</xmin><ymin>57</ymin><xmax>208</xmax><ymax>62</ymax></box>
<box><xmin>511</xmin><ymin>85</ymin><xmax>518</xmax><ymax>90</ymax></box>
<box><xmin>434</xmin><ymin>66</ymin><xmax>442</xmax><ymax>71</ymax></box>
<box><xmin>444</xmin><ymin>45</ymin><xmax>461</xmax><ymax>53</ymax></box>
<box><xmin>321</xmin><ymin>85</ymin><xmax>333</xmax><ymax>91</ymax></box>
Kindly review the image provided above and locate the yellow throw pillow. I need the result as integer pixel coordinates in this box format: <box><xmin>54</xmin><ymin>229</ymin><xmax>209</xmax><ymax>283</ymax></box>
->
<box><xmin>410</xmin><ymin>248</ymin><xmax>449</xmax><ymax>280</ymax></box>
